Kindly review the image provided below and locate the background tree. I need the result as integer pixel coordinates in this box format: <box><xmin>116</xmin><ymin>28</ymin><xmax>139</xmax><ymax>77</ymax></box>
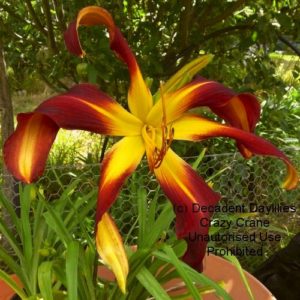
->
<box><xmin>0</xmin><ymin>0</ymin><xmax>299</xmax><ymax>152</ymax></box>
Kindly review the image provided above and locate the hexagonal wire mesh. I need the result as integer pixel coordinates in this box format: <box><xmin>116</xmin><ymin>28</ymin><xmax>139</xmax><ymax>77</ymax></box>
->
<box><xmin>0</xmin><ymin>151</ymin><xmax>299</xmax><ymax>273</ymax></box>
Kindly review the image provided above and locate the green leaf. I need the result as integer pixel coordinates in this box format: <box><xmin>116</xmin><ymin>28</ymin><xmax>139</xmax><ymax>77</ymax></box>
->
<box><xmin>0</xmin><ymin>247</ymin><xmax>21</xmax><ymax>277</ymax></box>
<box><xmin>154</xmin><ymin>264</ymin><xmax>178</xmax><ymax>284</ymax></box>
<box><xmin>192</xmin><ymin>148</ymin><xmax>207</xmax><ymax>170</ymax></box>
<box><xmin>126</xmin><ymin>248</ymin><xmax>153</xmax><ymax>284</ymax></box>
<box><xmin>0</xmin><ymin>218</ymin><xmax>23</xmax><ymax>262</ymax></box>
<box><xmin>185</xmin><ymin>268</ymin><xmax>231</xmax><ymax>300</ymax></box>
<box><xmin>163</xmin><ymin>245</ymin><xmax>201</xmax><ymax>300</ymax></box>
<box><xmin>87</xmin><ymin>64</ymin><xmax>98</xmax><ymax>84</ymax></box>
<box><xmin>152</xmin><ymin>251</ymin><xmax>232</xmax><ymax>300</ymax></box>
<box><xmin>66</xmin><ymin>241</ymin><xmax>80</xmax><ymax>300</ymax></box>
<box><xmin>0</xmin><ymin>270</ymin><xmax>27</xmax><ymax>299</ymax></box>
<box><xmin>31</xmin><ymin>220</ymin><xmax>47</xmax><ymax>294</ymax></box>
<box><xmin>38</xmin><ymin>261</ymin><xmax>54</xmax><ymax>300</ymax></box>
<box><xmin>32</xmin><ymin>196</ymin><xmax>45</xmax><ymax>241</ymax></box>
<box><xmin>137</xmin><ymin>188</ymin><xmax>147</xmax><ymax>247</ymax></box>
<box><xmin>0</xmin><ymin>189</ymin><xmax>21</xmax><ymax>234</ymax></box>
<box><xmin>79</xmin><ymin>246</ymin><xmax>96</xmax><ymax>300</ymax></box>
<box><xmin>64</xmin><ymin>189</ymin><xmax>97</xmax><ymax>231</ymax></box>
<box><xmin>223</xmin><ymin>254</ymin><xmax>254</xmax><ymax>300</ymax></box>
<box><xmin>136</xmin><ymin>267</ymin><xmax>172</xmax><ymax>300</ymax></box>
<box><xmin>251</xmin><ymin>31</ymin><xmax>258</xmax><ymax>42</ymax></box>
<box><xmin>20</xmin><ymin>185</ymin><xmax>34</xmax><ymax>269</ymax></box>
<box><xmin>43</xmin><ymin>203</ymin><xmax>72</xmax><ymax>244</ymax></box>
<box><xmin>54</xmin><ymin>179</ymin><xmax>82</xmax><ymax>212</ymax></box>
<box><xmin>206</xmin><ymin>166</ymin><xmax>230</xmax><ymax>183</ymax></box>
<box><xmin>144</xmin><ymin>202</ymin><xmax>174</xmax><ymax>248</ymax></box>
<box><xmin>171</xmin><ymin>240</ymin><xmax>187</xmax><ymax>257</ymax></box>
<box><xmin>147</xmin><ymin>187</ymin><xmax>160</xmax><ymax>226</ymax></box>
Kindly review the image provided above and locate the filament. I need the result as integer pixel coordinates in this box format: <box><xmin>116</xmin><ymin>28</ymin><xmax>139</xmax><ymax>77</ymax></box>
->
<box><xmin>151</xmin><ymin>83</ymin><xmax>174</xmax><ymax>170</ymax></box>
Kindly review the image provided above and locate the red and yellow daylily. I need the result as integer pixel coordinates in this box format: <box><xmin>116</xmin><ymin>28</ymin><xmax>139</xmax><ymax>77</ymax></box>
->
<box><xmin>3</xmin><ymin>6</ymin><xmax>298</xmax><ymax>294</ymax></box>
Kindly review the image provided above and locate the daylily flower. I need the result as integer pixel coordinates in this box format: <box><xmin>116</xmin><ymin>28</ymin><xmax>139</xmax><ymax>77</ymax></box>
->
<box><xmin>3</xmin><ymin>6</ymin><xmax>298</xmax><ymax>294</ymax></box>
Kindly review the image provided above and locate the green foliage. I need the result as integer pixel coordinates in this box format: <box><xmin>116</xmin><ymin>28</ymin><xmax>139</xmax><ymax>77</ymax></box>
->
<box><xmin>0</xmin><ymin>182</ymin><xmax>98</xmax><ymax>299</ymax></box>
<box><xmin>257</xmin><ymin>87</ymin><xmax>300</xmax><ymax>148</ymax></box>
<box><xmin>0</xmin><ymin>180</ymin><xmax>239</xmax><ymax>299</ymax></box>
<box><xmin>1</xmin><ymin>1</ymin><xmax>299</xmax><ymax>96</ymax></box>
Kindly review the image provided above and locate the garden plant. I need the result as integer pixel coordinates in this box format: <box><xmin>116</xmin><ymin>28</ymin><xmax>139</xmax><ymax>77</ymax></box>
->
<box><xmin>1</xmin><ymin>5</ymin><xmax>299</xmax><ymax>300</ymax></box>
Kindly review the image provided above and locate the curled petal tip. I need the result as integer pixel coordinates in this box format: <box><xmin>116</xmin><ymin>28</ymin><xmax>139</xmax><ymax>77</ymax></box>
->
<box><xmin>238</xmin><ymin>144</ymin><xmax>253</xmax><ymax>159</ymax></box>
<box><xmin>96</xmin><ymin>213</ymin><xmax>128</xmax><ymax>294</ymax></box>
<box><xmin>3</xmin><ymin>113</ymin><xmax>58</xmax><ymax>183</ymax></box>
<box><xmin>64</xmin><ymin>21</ymin><xmax>83</xmax><ymax>57</ymax></box>
<box><xmin>281</xmin><ymin>164</ymin><xmax>299</xmax><ymax>190</ymax></box>
<box><xmin>79</xmin><ymin>51</ymin><xmax>86</xmax><ymax>58</ymax></box>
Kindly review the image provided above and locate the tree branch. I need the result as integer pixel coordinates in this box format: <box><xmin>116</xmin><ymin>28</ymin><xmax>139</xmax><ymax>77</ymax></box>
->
<box><xmin>199</xmin><ymin>0</ymin><xmax>247</xmax><ymax>29</ymax></box>
<box><xmin>52</xmin><ymin>0</ymin><xmax>66</xmax><ymax>32</ymax></box>
<box><xmin>37</xmin><ymin>65</ymin><xmax>68</xmax><ymax>91</ymax></box>
<box><xmin>100</xmin><ymin>136</ymin><xmax>109</xmax><ymax>162</ymax></box>
<box><xmin>277</xmin><ymin>34</ymin><xmax>300</xmax><ymax>56</ymax></box>
<box><xmin>177</xmin><ymin>0</ymin><xmax>194</xmax><ymax>49</ymax></box>
<box><xmin>162</xmin><ymin>0</ymin><xmax>194</xmax><ymax>75</ymax></box>
<box><xmin>161</xmin><ymin>23</ymin><xmax>255</xmax><ymax>77</ymax></box>
<box><xmin>42</xmin><ymin>0</ymin><xmax>58</xmax><ymax>53</ymax></box>
<box><xmin>24</xmin><ymin>0</ymin><xmax>47</xmax><ymax>36</ymax></box>
<box><xmin>203</xmin><ymin>24</ymin><xmax>255</xmax><ymax>41</ymax></box>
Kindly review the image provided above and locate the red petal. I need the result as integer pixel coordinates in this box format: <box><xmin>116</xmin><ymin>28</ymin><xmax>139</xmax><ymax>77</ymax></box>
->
<box><xmin>147</xmin><ymin>77</ymin><xmax>235</xmax><ymax>127</ymax></box>
<box><xmin>3</xmin><ymin>113</ymin><xmax>58</xmax><ymax>183</ymax></box>
<box><xmin>154</xmin><ymin>149</ymin><xmax>220</xmax><ymax>271</ymax></box>
<box><xmin>147</xmin><ymin>77</ymin><xmax>260</xmax><ymax>157</ymax></box>
<box><xmin>36</xmin><ymin>83</ymin><xmax>142</xmax><ymax>136</ymax></box>
<box><xmin>210</xmin><ymin>93</ymin><xmax>261</xmax><ymax>158</ymax></box>
<box><xmin>64</xmin><ymin>21</ymin><xmax>83</xmax><ymax>57</ymax></box>
<box><xmin>172</xmin><ymin>114</ymin><xmax>299</xmax><ymax>190</ymax></box>
<box><xmin>64</xmin><ymin>7</ymin><xmax>136</xmax><ymax>70</ymax></box>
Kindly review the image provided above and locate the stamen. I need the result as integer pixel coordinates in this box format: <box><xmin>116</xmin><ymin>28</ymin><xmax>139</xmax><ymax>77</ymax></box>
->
<box><xmin>151</xmin><ymin>83</ymin><xmax>174</xmax><ymax>170</ymax></box>
<box><xmin>142</xmin><ymin>125</ymin><xmax>156</xmax><ymax>170</ymax></box>
<box><xmin>143</xmin><ymin>83</ymin><xmax>174</xmax><ymax>172</ymax></box>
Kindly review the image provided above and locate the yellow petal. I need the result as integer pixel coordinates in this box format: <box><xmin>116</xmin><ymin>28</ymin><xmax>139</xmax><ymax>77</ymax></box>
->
<box><xmin>96</xmin><ymin>136</ymin><xmax>145</xmax><ymax>218</ymax></box>
<box><xmin>128</xmin><ymin>67</ymin><xmax>153</xmax><ymax>122</ymax></box>
<box><xmin>154</xmin><ymin>54</ymin><xmax>213</xmax><ymax>101</ymax></box>
<box><xmin>96</xmin><ymin>213</ymin><xmax>128</xmax><ymax>294</ymax></box>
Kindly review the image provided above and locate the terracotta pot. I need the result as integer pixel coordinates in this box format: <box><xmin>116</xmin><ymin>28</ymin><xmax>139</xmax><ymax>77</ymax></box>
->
<box><xmin>204</xmin><ymin>255</ymin><xmax>274</xmax><ymax>299</ymax></box>
<box><xmin>0</xmin><ymin>274</ymin><xmax>22</xmax><ymax>300</ymax></box>
<box><xmin>165</xmin><ymin>254</ymin><xmax>275</xmax><ymax>300</ymax></box>
<box><xmin>98</xmin><ymin>254</ymin><xmax>275</xmax><ymax>300</ymax></box>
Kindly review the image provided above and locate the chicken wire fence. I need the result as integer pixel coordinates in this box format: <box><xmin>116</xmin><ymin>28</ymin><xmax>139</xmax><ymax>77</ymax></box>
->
<box><xmin>1</xmin><ymin>151</ymin><xmax>299</xmax><ymax>272</ymax></box>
